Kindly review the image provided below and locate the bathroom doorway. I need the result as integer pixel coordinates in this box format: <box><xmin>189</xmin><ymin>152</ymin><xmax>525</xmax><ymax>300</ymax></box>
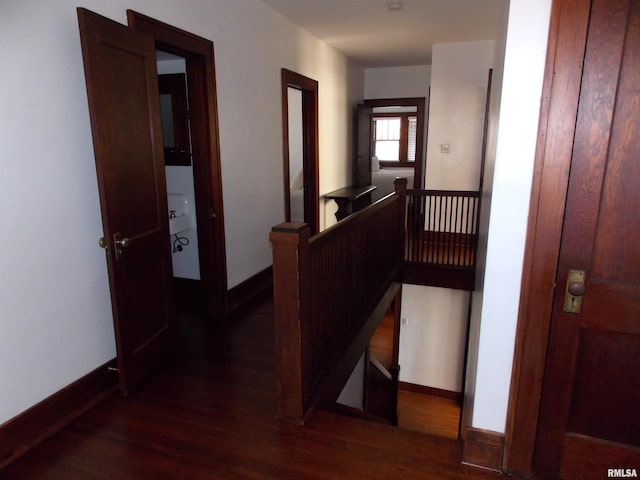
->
<box><xmin>156</xmin><ymin>51</ymin><xmax>203</xmax><ymax>312</ymax></box>
<box><xmin>130</xmin><ymin>11</ymin><xmax>228</xmax><ymax>317</ymax></box>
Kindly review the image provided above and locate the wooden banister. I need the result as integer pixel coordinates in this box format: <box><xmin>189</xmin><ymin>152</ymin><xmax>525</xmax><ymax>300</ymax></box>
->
<box><xmin>271</xmin><ymin>179</ymin><xmax>407</xmax><ymax>424</ymax></box>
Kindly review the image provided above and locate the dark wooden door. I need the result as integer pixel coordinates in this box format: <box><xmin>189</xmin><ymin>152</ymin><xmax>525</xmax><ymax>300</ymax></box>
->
<box><xmin>354</xmin><ymin>104</ymin><xmax>373</xmax><ymax>186</ymax></box>
<box><xmin>78</xmin><ymin>8</ymin><xmax>175</xmax><ymax>395</ymax></box>
<box><xmin>534</xmin><ymin>0</ymin><xmax>640</xmax><ymax>477</ymax></box>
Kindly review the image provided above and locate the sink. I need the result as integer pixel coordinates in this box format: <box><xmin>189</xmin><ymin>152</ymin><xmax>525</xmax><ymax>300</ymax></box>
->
<box><xmin>167</xmin><ymin>193</ymin><xmax>195</xmax><ymax>235</ymax></box>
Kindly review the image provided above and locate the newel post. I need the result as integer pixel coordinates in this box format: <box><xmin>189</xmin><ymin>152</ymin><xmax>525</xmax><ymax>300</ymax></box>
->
<box><xmin>269</xmin><ymin>222</ymin><xmax>311</xmax><ymax>424</ymax></box>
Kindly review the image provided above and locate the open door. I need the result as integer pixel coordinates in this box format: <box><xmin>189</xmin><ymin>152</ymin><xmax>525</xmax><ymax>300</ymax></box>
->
<box><xmin>78</xmin><ymin>8</ymin><xmax>175</xmax><ymax>395</ymax></box>
<box><xmin>353</xmin><ymin>104</ymin><xmax>373</xmax><ymax>186</ymax></box>
<box><xmin>534</xmin><ymin>0</ymin><xmax>640</xmax><ymax>477</ymax></box>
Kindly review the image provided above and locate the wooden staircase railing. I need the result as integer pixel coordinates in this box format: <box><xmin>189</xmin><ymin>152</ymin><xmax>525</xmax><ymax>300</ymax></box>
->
<box><xmin>403</xmin><ymin>189</ymin><xmax>480</xmax><ymax>290</ymax></box>
<box><xmin>270</xmin><ymin>179</ymin><xmax>407</xmax><ymax>424</ymax></box>
<box><xmin>270</xmin><ymin>180</ymin><xmax>481</xmax><ymax>424</ymax></box>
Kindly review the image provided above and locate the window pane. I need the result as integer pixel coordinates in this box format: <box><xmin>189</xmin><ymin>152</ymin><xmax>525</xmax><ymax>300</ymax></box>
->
<box><xmin>407</xmin><ymin>116</ymin><xmax>417</xmax><ymax>162</ymax></box>
<box><xmin>375</xmin><ymin>140</ymin><xmax>399</xmax><ymax>161</ymax></box>
<box><xmin>374</xmin><ymin>117</ymin><xmax>401</xmax><ymax>141</ymax></box>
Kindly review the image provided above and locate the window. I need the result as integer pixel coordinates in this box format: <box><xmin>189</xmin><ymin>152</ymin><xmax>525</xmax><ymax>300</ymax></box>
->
<box><xmin>372</xmin><ymin>113</ymin><xmax>417</xmax><ymax>164</ymax></box>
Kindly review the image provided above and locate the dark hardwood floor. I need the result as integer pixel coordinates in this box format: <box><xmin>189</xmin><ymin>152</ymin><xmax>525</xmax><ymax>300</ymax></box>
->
<box><xmin>2</xmin><ymin>289</ymin><xmax>541</xmax><ymax>479</ymax></box>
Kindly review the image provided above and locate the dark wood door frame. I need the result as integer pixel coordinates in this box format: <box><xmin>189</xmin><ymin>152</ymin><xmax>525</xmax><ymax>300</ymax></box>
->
<box><xmin>502</xmin><ymin>0</ymin><xmax>593</xmax><ymax>475</ymax></box>
<box><xmin>128</xmin><ymin>11</ymin><xmax>228</xmax><ymax>316</ymax></box>
<box><xmin>281</xmin><ymin>69</ymin><xmax>319</xmax><ymax>235</ymax></box>
<box><xmin>363</xmin><ymin>97</ymin><xmax>426</xmax><ymax>190</ymax></box>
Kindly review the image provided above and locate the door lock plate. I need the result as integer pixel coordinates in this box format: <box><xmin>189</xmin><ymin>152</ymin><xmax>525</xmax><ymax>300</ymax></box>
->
<box><xmin>563</xmin><ymin>269</ymin><xmax>586</xmax><ymax>314</ymax></box>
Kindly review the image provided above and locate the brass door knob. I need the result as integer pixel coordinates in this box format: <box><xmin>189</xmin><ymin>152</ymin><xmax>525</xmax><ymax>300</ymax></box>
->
<box><xmin>568</xmin><ymin>282</ymin><xmax>586</xmax><ymax>297</ymax></box>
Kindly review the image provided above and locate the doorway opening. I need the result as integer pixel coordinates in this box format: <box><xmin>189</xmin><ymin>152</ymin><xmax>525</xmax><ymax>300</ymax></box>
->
<box><xmin>128</xmin><ymin>11</ymin><xmax>228</xmax><ymax>317</ymax></box>
<box><xmin>280</xmin><ymin>69</ymin><xmax>319</xmax><ymax>235</ymax></box>
<box><xmin>362</xmin><ymin>98</ymin><xmax>427</xmax><ymax>191</ymax></box>
<box><xmin>156</xmin><ymin>51</ymin><xmax>204</xmax><ymax>314</ymax></box>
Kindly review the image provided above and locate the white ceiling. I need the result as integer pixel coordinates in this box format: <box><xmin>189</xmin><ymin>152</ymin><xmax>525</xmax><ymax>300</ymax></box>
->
<box><xmin>259</xmin><ymin>0</ymin><xmax>508</xmax><ymax>67</ymax></box>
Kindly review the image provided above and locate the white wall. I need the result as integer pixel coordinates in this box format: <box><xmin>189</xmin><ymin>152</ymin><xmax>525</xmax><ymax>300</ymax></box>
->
<box><xmin>0</xmin><ymin>0</ymin><xmax>362</xmax><ymax>425</ymax></box>
<box><xmin>364</xmin><ymin>65</ymin><xmax>431</xmax><ymax>100</ymax></box>
<box><xmin>425</xmin><ymin>41</ymin><xmax>495</xmax><ymax>190</ymax></box>
<box><xmin>470</xmin><ymin>0</ymin><xmax>553</xmax><ymax>433</ymax></box>
<box><xmin>166</xmin><ymin>167</ymin><xmax>201</xmax><ymax>279</ymax></box>
<box><xmin>463</xmin><ymin>3</ymin><xmax>510</xmax><ymax>434</ymax></box>
<box><xmin>399</xmin><ymin>285</ymin><xmax>470</xmax><ymax>392</ymax></box>
<box><xmin>337</xmin><ymin>354</ymin><xmax>365</xmax><ymax>410</ymax></box>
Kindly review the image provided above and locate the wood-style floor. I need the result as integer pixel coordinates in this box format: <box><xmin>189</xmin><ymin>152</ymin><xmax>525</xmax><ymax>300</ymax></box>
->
<box><xmin>398</xmin><ymin>391</ymin><xmax>460</xmax><ymax>440</ymax></box>
<box><xmin>2</xmin><ymin>289</ymin><xmax>528</xmax><ymax>479</ymax></box>
<box><xmin>370</xmin><ymin>310</ymin><xmax>461</xmax><ymax>440</ymax></box>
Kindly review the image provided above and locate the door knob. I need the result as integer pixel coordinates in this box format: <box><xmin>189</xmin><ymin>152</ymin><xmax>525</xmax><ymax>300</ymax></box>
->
<box><xmin>98</xmin><ymin>236</ymin><xmax>109</xmax><ymax>254</ymax></box>
<box><xmin>113</xmin><ymin>233</ymin><xmax>130</xmax><ymax>261</ymax></box>
<box><xmin>568</xmin><ymin>282</ymin><xmax>586</xmax><ymax>297</ymax></box>
<box><xmin>563</xmin><ymin>269</ymin><xmax>586</xmax><ymax>314</ymax></box>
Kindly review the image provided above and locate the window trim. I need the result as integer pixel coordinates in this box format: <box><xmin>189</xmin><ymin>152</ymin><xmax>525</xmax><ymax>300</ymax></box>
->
<box><xmin>372</xmin><ymin>112</ymin><xmax>417</xmax><ymax>166</ymax></box>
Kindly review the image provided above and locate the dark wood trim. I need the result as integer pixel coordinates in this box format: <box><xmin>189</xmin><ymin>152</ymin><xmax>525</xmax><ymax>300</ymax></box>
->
<box><xmin>281</xmin><ymin>69</ymin><xmax>320</xmax><ymax>235</ymax></box>
<box><xmin>459</xmin><ymin>291</ymin><xmax>474</xmax><ymax>439</ymax></box>
<box><xmin>503</xmin><ymin>0</ymin><xmax>591</xmax><ymax>475</ymax></box>
<box><xmin>462</xmin><ymin>427</ymin><xmax>505</xmax><ymax>472</ymax></box>
<box><xmin>421</xmin><ymin>231</ymin><xmax>477</xmax><ymax>247</ymax></box>
<box><xmin>226</xmin><ymin>266</ymin><xmax>273</xmax><ymax>313</ymax></box>
<box><xmin>128</xmin><ymin>10</ymin><xmax>228</xmax><ymax>316</ymax></box>
<box><xmin>364</xmin><ymin>97</ymin><xmax>426</xmax><ymax>190</ymax></box>
<box><xmin>402</xmin><ymin>263</ymin><xmax>475</xmax><ymax>291</ymax></box>
<box><xmin>398</xmin><ymin>381</ymin><xmax>462</xmax><ymax>404</ymax></box>
<box><xmin>477</xmin><ymin>69</ymin><xmax>493</xmax><ymax>193</ymax></box>
<box><xmin>0</xmin><ymin>360</ymin><xmax>117</xmax><ymax>469</ymax></box>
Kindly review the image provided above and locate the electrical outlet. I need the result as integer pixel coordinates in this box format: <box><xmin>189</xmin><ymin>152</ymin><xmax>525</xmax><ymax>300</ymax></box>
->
<box><xmin>440</xmin><ymin>143</ymin><xmax>450</xmax><ymax>154</ymax></box>
<box><xmin>401</xmin><ymin>317</ymin><xmax>408</xmax><ymax>326</ymax></box>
